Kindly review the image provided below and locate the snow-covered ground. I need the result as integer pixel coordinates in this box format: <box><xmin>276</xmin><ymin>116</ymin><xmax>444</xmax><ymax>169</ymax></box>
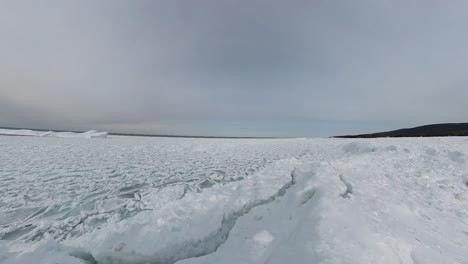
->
<box><xmin>0</xmin><ymin>135</ymin><xmax>467</xmax><ymax>264</ymax></box>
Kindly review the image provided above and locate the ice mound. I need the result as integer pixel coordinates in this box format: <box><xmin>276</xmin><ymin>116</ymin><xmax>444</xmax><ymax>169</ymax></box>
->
<box><xmin>66</xmin><ymin>158</ymin><xmax>300</xmax><ymax>264</ymax></box>
<box><xmin>0</xmin><ymin>129</ymin><xmax>108</xmax><ymax>138</ymax></box>
<box><xmin>181</xmin><ymin>139</ymin><xmax>468</xmax><ymax>264</ymax></box>
<box><xmin>341</xmin><ymin>141</ymin><xmax>376</xmax><ymax>154</ymax></box>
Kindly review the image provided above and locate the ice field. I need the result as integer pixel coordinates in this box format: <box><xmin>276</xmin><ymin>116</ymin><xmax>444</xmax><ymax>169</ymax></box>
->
<box><xmin>1</xmin><ymin>134</ymin><xmax>468</xmax><ymax>263</ymax></box>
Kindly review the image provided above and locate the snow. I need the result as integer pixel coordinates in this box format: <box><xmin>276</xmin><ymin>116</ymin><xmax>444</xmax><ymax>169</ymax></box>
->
<box><xmin>0</xmin><ymin>136</ymin><xmax>467</xmax><ymax>263</ymax></box>
<box><xmin>0</xmin><ymin>129</ymin><xmax>108</xmax><ymax>138</ymax></box>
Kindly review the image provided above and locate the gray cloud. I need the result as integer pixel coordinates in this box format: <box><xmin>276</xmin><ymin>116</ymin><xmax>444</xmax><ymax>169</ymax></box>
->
<box><xmin>1</xmin><ymin>0</ymin><xmax>468</xmax><ymax>136</ymax></box>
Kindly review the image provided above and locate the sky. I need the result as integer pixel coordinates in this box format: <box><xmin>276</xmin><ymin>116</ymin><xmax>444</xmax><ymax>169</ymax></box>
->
<box><xmin>1</xmin><ymin>0</ymin><xmax>468</xmax><ymax>137</ymax></box>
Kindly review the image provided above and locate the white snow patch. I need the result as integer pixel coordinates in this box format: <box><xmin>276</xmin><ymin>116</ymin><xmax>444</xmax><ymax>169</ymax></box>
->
<box><xmin>252</xmin><ymin>230</ymin><xmax>274</xmax><ymax>247</ymax></box>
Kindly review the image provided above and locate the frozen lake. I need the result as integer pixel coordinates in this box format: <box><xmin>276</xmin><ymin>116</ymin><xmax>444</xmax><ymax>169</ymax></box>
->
<box><xmin>1</xmin><ymin>135</ymin><xmax>468</xmax><ymax>263</ymax></box>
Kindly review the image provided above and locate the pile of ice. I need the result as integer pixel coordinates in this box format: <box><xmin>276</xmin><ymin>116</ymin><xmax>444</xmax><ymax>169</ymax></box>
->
<box><xmin>0</xmin><ymin>129</ymin><xmax>108</xmax><ymax>138</ymax></box>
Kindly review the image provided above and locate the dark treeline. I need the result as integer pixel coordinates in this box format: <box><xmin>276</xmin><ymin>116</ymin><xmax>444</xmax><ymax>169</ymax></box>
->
<box><xmin>336</xmin><ymin>123</ymin><xmax>468</xmax><ymax>138</ymax></box>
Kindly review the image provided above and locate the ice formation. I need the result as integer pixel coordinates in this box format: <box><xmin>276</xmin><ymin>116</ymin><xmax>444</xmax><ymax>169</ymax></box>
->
<box><xmin>0</xmin><ymin>129</ymin><xmax>108</xmax><ymax>138</ymax></box>
<box><xmin>0</xmin><ymin>136</ymin><xmax>467</xmax><ymax>263</ymax></box>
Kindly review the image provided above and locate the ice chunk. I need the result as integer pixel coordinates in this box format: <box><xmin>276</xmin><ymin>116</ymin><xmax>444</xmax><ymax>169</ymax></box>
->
<box><xmin>342</xmin><ymin>141</ymin><xmax>375</xmax><ymax>154</ymax></box>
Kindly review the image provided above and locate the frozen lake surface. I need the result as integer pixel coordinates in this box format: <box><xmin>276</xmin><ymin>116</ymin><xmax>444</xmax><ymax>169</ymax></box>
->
<box><xmin>1</xmin><ymin>135</ymin><xmax>467</xmax><ymax>263</ymax></box>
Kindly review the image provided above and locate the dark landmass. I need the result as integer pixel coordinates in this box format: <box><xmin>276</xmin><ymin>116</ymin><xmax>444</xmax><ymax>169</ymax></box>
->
<box><xmin>335</xmin><ymin>123</ymin><xmax>468</xmax><ymax>138</ymax></box>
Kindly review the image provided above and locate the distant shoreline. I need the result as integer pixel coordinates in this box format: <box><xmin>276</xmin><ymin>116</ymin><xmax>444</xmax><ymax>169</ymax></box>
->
<box><xmin>0</xmin><ymin>133</ymin><xmax>28</xmax><ymax>137</ymax></box>
<box><xmin>0</xmin><ymin>126</ymin><xmax>285</xmax><ymax>139</ymax></box>
<box><xmin>335</xmin><ymin>123</ymin><xmax>468</xmax><ymax>138</ymax></box>
<box><xmin>4</xmin><ymin>123</ymin><xmax>468</xmax><ymax>139</ymax></box>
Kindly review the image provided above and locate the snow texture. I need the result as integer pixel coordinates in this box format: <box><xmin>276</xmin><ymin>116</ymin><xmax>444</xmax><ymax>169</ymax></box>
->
<box><xmin>0</xmin><ymin>136</ymin><xmax>467</xmax><ymax>264</ymax></box>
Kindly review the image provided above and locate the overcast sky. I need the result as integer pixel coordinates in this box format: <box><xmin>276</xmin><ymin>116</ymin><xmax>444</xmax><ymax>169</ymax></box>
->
<box><xmin>1</xmin><ymin>0</ymin><xmax>468</xmax><ymax>137</ymax></box>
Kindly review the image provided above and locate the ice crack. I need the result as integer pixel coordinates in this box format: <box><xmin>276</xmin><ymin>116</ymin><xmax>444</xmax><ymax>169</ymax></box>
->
<box><xmin>339</xmin><ymin>174</ymin><xmax>353</xmax><ymax>198</ymax></box>
<box><xmin>165</xmin><ymin>170</ymin><xmax>297</xmax><ymax>264</ymax></box>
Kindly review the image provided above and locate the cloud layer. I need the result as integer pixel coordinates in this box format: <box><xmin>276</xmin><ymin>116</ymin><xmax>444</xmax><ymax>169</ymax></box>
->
<box><xmin>1</xmin><ymin>0</ymin><xmax>468</xmax><ymax>136</ymax></box>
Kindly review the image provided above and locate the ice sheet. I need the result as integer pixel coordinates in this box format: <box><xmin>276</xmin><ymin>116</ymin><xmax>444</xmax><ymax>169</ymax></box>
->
<box><xmin>1</xmin><ymin>136</ymin><xmax>467</xmax><ymax>263</ymax></box>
